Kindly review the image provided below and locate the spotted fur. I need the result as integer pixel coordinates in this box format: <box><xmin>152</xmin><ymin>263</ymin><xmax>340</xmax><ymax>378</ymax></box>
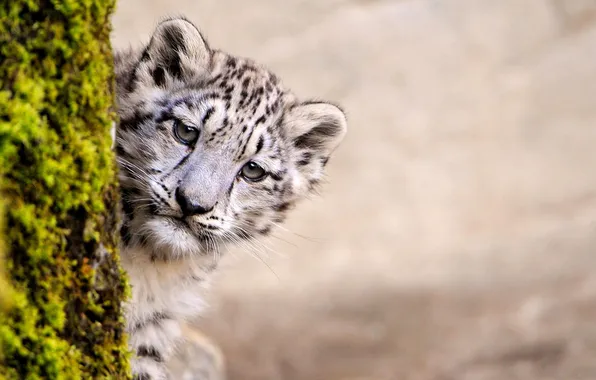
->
<box><xmin>114</xmin><ymin>17</ymin><xmax>347</xmax><ymax>379</ymax></box>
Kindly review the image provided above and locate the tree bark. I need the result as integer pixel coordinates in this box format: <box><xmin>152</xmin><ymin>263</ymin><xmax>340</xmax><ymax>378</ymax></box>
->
<box><xmin>0</xmin><ymin>1</ymin><xmax>130</xmax><ymax>378</ymax></box>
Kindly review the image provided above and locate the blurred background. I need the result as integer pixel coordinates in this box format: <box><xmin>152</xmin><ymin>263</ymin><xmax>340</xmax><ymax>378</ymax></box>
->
<box><xmin>111</xmin><ymin>1</ymin><xmax>596</xmax><ymax>379</ymax></box>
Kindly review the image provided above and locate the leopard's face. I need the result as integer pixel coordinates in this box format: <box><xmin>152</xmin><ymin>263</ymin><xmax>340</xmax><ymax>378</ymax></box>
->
<box><xmin>115</xmin><ymin>18</ymin><xmax>346</xmax><ymax>260</ymax></box>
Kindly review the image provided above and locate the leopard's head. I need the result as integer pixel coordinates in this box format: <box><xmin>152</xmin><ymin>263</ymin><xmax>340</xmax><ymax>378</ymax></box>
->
<box><xmin>115</xmin><ymin>18</ymin><xmax>347</xmax><ymax>260</ymax></box>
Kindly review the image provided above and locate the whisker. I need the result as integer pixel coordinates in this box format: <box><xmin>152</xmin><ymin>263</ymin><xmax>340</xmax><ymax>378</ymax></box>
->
<box><xmin>225</xmin><ymin>222</ymin><xmax>282</xmax><ymax>260</ymax></box>
<box><xmin>117</xmin><ymin>157</ymin><xmax>152</xmax><ymax>176</ymax></box>
<box><xmin>220</xmin><ymin>219</ymin><xmax>277</xmax><ymax>254</ymax></box>
<box><xmin>229</xmin><ymin>220</ymin><xmax>288</xmax><ymax>256</ymax></box>
<box><xmin>221</xmin><ymin>229</ymin><xmax>279</xmax><ymax>281</ymax></box>
<box><xmin>269</xmin><ymin>221</ymin><xmax>324</xmax><ymax>244</ymax></box>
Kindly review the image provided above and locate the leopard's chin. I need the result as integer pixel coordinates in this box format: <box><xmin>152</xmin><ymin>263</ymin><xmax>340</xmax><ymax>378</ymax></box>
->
<box><xmin>140</xmin><ymin>216</ymin><xmax>213</xmax><ymax>259</ymax></box>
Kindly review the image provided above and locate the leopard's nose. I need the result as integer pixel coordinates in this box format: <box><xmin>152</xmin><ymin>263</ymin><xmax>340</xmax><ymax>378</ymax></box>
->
<box><xmin>175</xmin><ymin>187</ymin><xmax>214</xmax><ymax>216</ymax></box>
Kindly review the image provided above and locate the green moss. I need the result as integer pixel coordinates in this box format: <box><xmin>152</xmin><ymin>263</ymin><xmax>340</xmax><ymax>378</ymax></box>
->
<box><xmin>0</xmin><ymin>1</ymin><xmax>131</xmax><ymax>378</ymax></box>
<box><xmin>0</xmin><ymin>200</ymin><xmax>12</xmax><ymax>312</ymax></box>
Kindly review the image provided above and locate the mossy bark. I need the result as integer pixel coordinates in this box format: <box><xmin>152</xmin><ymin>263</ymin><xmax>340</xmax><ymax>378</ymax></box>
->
<box><xmin>0</xmin><ymin>1</ymin><xmax>131</xmax><ymax>379</ymax></box>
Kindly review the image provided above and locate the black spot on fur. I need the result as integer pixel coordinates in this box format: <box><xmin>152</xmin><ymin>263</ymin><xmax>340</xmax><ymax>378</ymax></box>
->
<box><xmin>226</xmin><ymin>56</ymin><xmax>236</xmax><ymax>68</ymax></box>
<box><xmin>162</xmin><ymin>24</ymin><xmax>187</xmax><ymax>54</ymax></box>
<box><xmin>270</xmin><ymin>172</ymin><xmax>283</xmax><ymax>181</ymax></box>
<box><xmin>172</xmin><ymin>98</ymin><xmax>186</xmax><ymax>108</ymax></box>
<box><xmin>155</xmin><ymin>109</ymin><xmax>174</xmax><ymax>124</ymax></box>
<box><xmin>173</xmin><ymin>154</ymin><xmax>191</xmax><ymax>170</ymax></box>
<box><xmin>203</xmin><ymin>92</ymin><xmax>220</xmax><ymax>102</ymax></box>
<box><xmin>120</xmin><ymin>110</ymin><xmax>153</xmax><ymax>131</ymax></box>
<box><xmin>255</xmin><ymin>114</ymin><xmax>266</xmax><ymax>125</ymax></box>
<box><xmin>274</xmin><ymin>202</ymin><xmax>292</xmax><ymax>212</ymax></box>
<box><xmin>294</xmin><ymin>123</ymin><xmax>340</xmax><ymax>150</ymax></box>
<box><xmin>208</xmin><ymin>73</ymin><xmax>222</xmax><ymax>85</ymax></box>
<box><xmin>155</xmin><ymin>98</ymin><xmax>169</xmax><ymax>109</ymax></box>
<box><xmin>140</xmin><ymin>47</ymin><xmax>151</xmax><ymax>62</ymax></box>
<box><xmin>137</xmin><ymin>345</ymin><xmax>164</xmax><ymax>363</ymax></box>
<box><xmin>239</xmin><ymin>91</ymin><xmax>248</xmax><ymax>105</ymax></box>
<box><xmin>297</xmin><ymin>152</ymin><xmax>313</xmax><ymax>166</ymax></box>
<box><xmin>184</xmin><ymin>98</ymin><xmax>194</xmax><ymax>109</ymax></box>
<box><xmin>238</xmin><ymin>125</ymin><xmax>256</xmax><ymax>157</ymax></box>
<box><xmin>202</xmin><ymin>107</ymin><xmax>214</xmax><ymax>124</ymax></box>
<box><xmin>198</xmin><ymin>222</ymin><xmax>219</xmax><ymax>231</ymax></box>
<box><xmin>159</xmin><ymin>183</ymin><xmax>170</xmax><ymax>195</ymax></box>
<box><xmin>245</xmin><ymin>92</ymin><xmax>257</xmax><ymax>107</ymax></box>
<box><xmin>258</xmin><ymin>226</ymin><xmax>272</xmax><ymax>236</ymax></box>
<box><xmin>130</xmin><ymin>311</ymin><xmax>171</xmax><ymax>333</ymax></box>
<box><xmin>227</xmin><ymin>181</ymin><xmax>235</xmax><ymax>196</ymax></box>
<box><xmin>167</xmin><ymin>57</ymin><xmax>182</xmax><ymax>80</ymax></box>
<box><xmin>125</xmin><ymin>70</ymin><xmax>138</xmax><ymax>93</ymax></box>
<box><xmin>256</xmin><ymin>136</ymin><xmax>264</xmax><ymax>154</ymax></box>
<box><xmin>133</xmin><ymin>373</ymin><xmax>151</xmax><ymax>380</ymax></box>
<box><xmin>152</xmin><ymin>66</ymin><xmax>166</xmax><ymax>86</ymax></box>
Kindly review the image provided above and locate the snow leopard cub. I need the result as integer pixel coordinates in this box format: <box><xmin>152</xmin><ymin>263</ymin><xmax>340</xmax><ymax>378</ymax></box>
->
<box><xmin>114</xmin><ymin>17</ymin><xmax>347</xmax><ymax>379</ymax></box>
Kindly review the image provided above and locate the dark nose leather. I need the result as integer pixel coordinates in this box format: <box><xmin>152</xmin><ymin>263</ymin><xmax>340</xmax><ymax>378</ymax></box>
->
<box><xmin>175</xmin><ymin>188</ymin><xmax>214</xmax><ymax>216</ymax></box>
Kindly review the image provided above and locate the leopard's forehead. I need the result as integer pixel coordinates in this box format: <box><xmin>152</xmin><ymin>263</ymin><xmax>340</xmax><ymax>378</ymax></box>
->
<box><xmin>209</xmin><ymin>53</ymin><xmax>286</xmax><ymax>112</ymax></box>
<box><xmin>140</xmin><ymin>51</ymin><xmax>295</xmax><ymax>159</ymax></box>
<box><xmin>200</xmin><ymin>53</ymin><xmax>291</xmax><ymax>145</ymax></box>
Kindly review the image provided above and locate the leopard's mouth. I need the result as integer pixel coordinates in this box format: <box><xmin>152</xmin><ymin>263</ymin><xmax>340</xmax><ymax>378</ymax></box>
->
<box><xmin>159</xmin><ymin>214</ymin><xmax>189</xmax><ymax>228</ymax></box>
<box><xmin>158</xmin><ymin>215</ymin><xmax>218</xmax><ymax>243</ymax></box>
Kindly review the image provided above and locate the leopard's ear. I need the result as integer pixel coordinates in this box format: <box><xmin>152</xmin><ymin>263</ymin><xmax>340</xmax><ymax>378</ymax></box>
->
<box><xmin>285</xmin><ymin>101</ymin><xmax>347</xmax><ymax>159</ymax></box>
<box><xmin>284</xmin><ymin>101</ymin><xmax>347</xmax><ymax>193</ymax></box>
<box><xmin>135</xmin><ymin>18</ymin><xmax>211</xmax><ymax>88</ymax></box>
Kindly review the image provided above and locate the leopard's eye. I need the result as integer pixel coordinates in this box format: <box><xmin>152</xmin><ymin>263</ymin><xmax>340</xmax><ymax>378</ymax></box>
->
<box><xmin>240</xmin><ymin>161</ymin><xmax>267</xmax><ymax>182</ymax></box>
<box><xmin>173</xmin><ymin>119</ymin><xmax>199</xmax><ymax>145</ymax></box>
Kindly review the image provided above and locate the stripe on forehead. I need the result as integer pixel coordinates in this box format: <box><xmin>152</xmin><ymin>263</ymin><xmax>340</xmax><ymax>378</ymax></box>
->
<box><xmin>235</xmin><ymin>116</ymin><xmax>277</xmax><ymax>161</ymax></box>
<box><xmin>233</xmin><ymin>89</ymin><xmax>283</xmax><ymax>159</ymax></box>
<box><xmin>154</xmin><ymin>92</ymin><xmax>212</xmax><ymax>123</ymax></box>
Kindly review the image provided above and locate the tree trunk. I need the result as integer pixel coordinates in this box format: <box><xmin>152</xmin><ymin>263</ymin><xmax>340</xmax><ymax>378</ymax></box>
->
<box><xmin>0</xmin><ymin>1</ymin><xmax>130</xmax><ymax>378</ymax></box>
